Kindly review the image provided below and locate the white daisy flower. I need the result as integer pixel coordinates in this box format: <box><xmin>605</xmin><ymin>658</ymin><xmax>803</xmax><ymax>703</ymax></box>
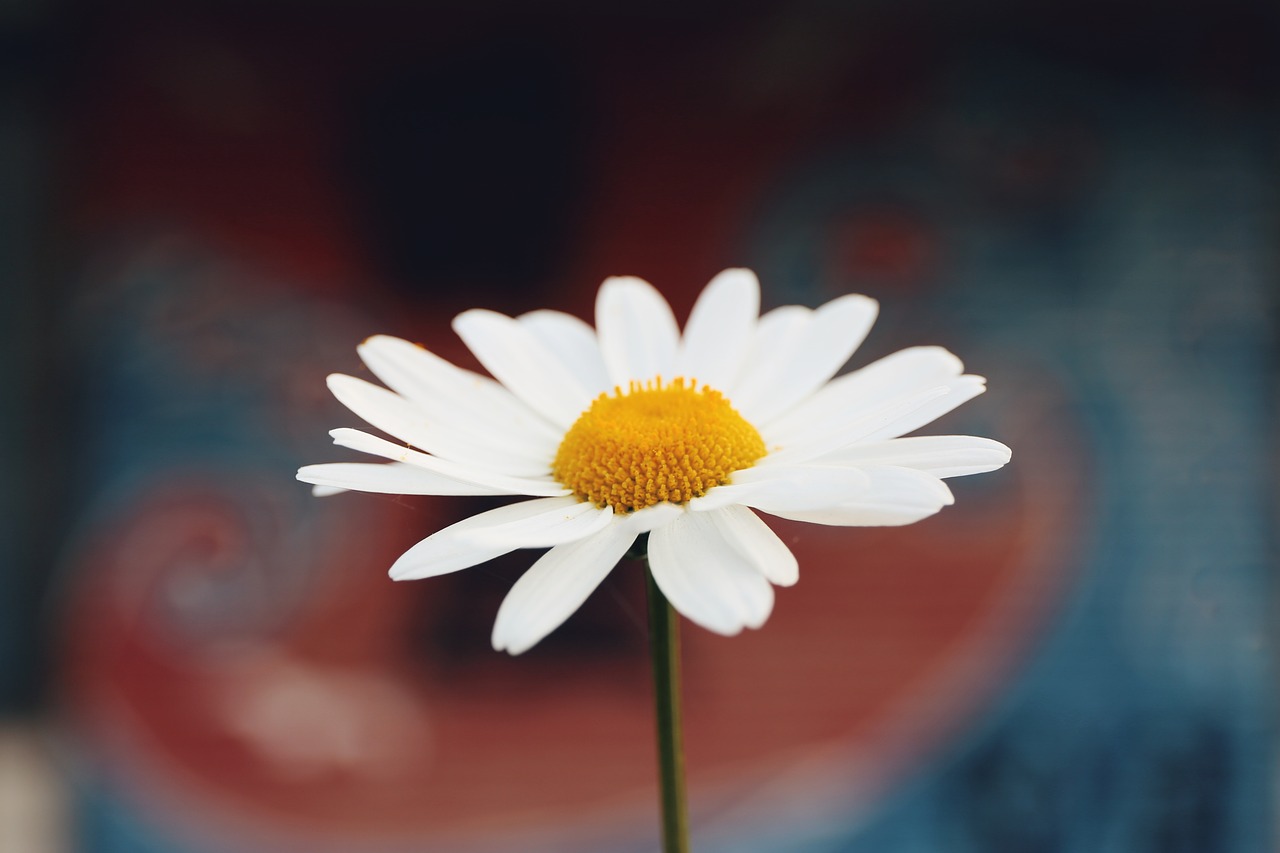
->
<box><xmin>298</xmin><ymin>269</ymin><xmax>1010</xmax><ymax>654</ymax></box>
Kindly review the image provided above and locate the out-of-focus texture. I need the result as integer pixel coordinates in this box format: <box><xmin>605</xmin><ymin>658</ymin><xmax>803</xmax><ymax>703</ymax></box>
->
<box><xmin>4</xmin><ymin>3</ymin><xmax>1274</xmax><ymax>852</ymax></box>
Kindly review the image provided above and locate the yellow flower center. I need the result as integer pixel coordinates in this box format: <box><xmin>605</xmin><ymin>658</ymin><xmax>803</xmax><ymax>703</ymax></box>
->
<box><xmin>553</xmin><ymin>378</ymin><xmax>766</xmax><ymax>513</ymax></box>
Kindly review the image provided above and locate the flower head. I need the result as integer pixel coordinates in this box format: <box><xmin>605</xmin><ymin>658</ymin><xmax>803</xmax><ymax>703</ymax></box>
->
<box><xmin>298</xmin><ymin>270</ymin><xmax>1010</xmax><ymax>654</ymax></box>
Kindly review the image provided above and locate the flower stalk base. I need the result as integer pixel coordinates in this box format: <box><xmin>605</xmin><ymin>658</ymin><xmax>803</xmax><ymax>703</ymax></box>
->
<box><xmin>646</xmin><ymin>564</ymin><xmax>690</xmax><ymax>853</ymax></box>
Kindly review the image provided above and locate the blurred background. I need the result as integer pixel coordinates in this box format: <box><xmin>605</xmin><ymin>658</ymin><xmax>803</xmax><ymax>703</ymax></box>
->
<box><xmin>1</xmin><ymin>1</ymin><xmax>1275</xmax><ymax>851</ymax></box>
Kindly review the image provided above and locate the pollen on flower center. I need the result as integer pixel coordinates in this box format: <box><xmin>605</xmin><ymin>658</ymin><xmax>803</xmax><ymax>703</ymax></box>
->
<box><xmin>553</xmin><ymin>378</ymin><xmax>766</xmax><ymax>513</ymax></box>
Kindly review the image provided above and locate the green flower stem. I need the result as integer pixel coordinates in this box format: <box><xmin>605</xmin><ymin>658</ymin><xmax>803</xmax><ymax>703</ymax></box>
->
<box><xmin>645</xmin><ymin>564</ymin><xmax>690</xmax><ymax>853</ymax></box>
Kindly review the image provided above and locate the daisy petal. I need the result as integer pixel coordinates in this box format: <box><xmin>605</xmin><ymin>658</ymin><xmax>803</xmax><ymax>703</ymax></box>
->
<box><xmin>326</xmin><ymin>373</ymin><xmax>545</xmax><ymax>477</ymax></box>
<box><xmin>725</xmin><ymin>304</ymin><xmax>808</xmax><ymax>404</ymax></box>
<box><xmin>297</xmin><ymin>462</ymin><xmax>502</xmax><ymax>496</ymax></box>
<box><xmin>689</xmin><ymin>465</ymin><xmax>872</xmax><ymax>513</ymax></box>
<box><xmin>491</xmin><ymin>523</ymin><xmax>638</xmax><ymax>654</ymax></box>
<box><xmin>859</xmin><ymin>376</ymin><xmax>987</xmax><ymax>442</ymax></box>
<box><xmin>765</xmin><ymin>346</ymin><xmax>964</xmax><ymax>441</ymax></box>
<box><xmin>619</xmin><ymin>501</ymin><xmax>685</xmax><ymax>534</ymax></box>
<box><xmin>820</xmin><ymin>435</ymin><xmax>1012</xmax><ymax>478</ymax></box>
<box><xmin>596</xmin><ymin>276</ymin><xmax>680</xmax><ymax>385</ymax></box>
<box><xmin>390</xmin><ymin>498</ymin><xmax>576</xmax><ymax>581</ymax></box>
<box><xmin>767</xmin><ymin>466</ymin><xmax>954</xmax><ymax>527</ymax></box>
<box><xmin>761</xmin><ymin>383</ymin><xmax>964</xmax><ymax>466</ymax></box>
<box><xmin>329</xmin><ymin>428</ymin><xmax>570</xmax><ymax>497</ymax></box>
<box><xmin>710</xmin><ymin>504</ymin><xmax>799</xmax><ymax>586</ymax></box>
<box><xmin>676</xmin><ymin>268</ymin><xmax>759</xmax><ymax>390</ymax></box>
<box><xmin>453</xmin><ymin>309</ymin><xmax>597</xmax><ymax>428</ymax></box>
<box><xmin>517</xmin><ymin>310</ymin><xmax>612</xmax><ymax>401</ymax></box>
<box><xmin>326</xmin><ymin>373</ymin><xmax>433</xmax><ymax>450</ymax></box>
<box><xmin>730</xmin><ymin>294</ymin><xmax>879</xmax><ymax>424</ymax></box>
<box><xmin>648</xmin><ymin>509</ymin><xmax>775</xmax><ymax>635</ymax></box>
<box><xmin>358</xmin><ymin>335</ymin><xmax>561</xmax><ymax>447</ymax></box>
<box><xmin>456</xmin><ymin>498</ymin><xmax>614</xmax><ymax>548</ymax></box>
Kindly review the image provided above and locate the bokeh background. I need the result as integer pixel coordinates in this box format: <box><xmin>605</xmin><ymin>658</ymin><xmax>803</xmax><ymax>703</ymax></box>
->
<box><xmin>1</xmin><ymin>2</ymin><xmax>1275</xmax><ymax>851</ymax></box>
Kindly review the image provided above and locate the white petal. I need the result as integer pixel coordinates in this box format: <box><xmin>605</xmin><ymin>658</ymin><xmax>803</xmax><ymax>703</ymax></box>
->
<box><xmin>859</xmin><ymin>376</ymin><xmax>987</xmax><ymax>442</ymax></box>
<box><xmin>618</xmin><ymin>501</ymin><xmax>685</xmax><ymax>534</ymax></box>
<box><xmin>456</xmin><ymin>499</ymin><xmax>614</xmax><ymax>548</ymax></box>
<box><xmin>760</xmin><ymin>383</ymin><xmax>960</xmax><ymax>466</ymax></box>
<box><xmin>765</xmin><ymin>346</ymin><xmax>964</xmax><ymax>440</ymax></box>
<box><xmin>725</xmin><ymin>304</ymin><xmax>809</xmax><ymax>403</ymax></box>
<box><xmin>595</xmin><ymin>276</ymin><xmax>680</xmax><ymax>385</ymax></box>
<box><xmin>766</xmin><ymin>466</ymin><xmax>954</xmax><ymax>527</ymax></box>
<box><xmin>453</xmin><ymin>309</ymin><xmax>597</xmax><ymax>428</ymax></box>
<box><xmin>517</xmin><ymin>310</ymin><xmax>612</xmax><ymax>401</ymax></box>
<box><xmin>491</xmin><ymin>523</ymin><xmax>638</xmax><ymax>654</ymax></box>
<box><xmin>326</xmin><ymin>373</ymin><xmax>549</xmax><ymax>477</ymax></box>
<box><xmin>689</xmin><ymin>464</ymin><xmax>872</xmax><ymax>513</ymax></box>
<box><xmin>358</xmin><ymin>335</ymin><xmax>561</xmax><ymax>446</ymax></box>
<box><xmin>311</xmin><ymin>484</ymin><xmax>347</xmax><ymax>497</ymax></box>
<box><xmin>647</xmin><ymin>510</ymin><xmax>775</xmax><ymax>635</ymax></box>
<box><xmin>708</xmin><ymin>504</ymin><xmax>799</xmax><ymax>586</ymax></box>
<box><xmin>820</xmin><ymin>435</ymin><xmax>1011</xmax><ymax>478</ymax></box>
<box><xmin>326</xmin><ymin>373</ymin><xmax>434</xmax><ymax>449</ymax></box>
<box><xmin>676</xmin><ymin>268</ymin><xmax>759</xmax><ymax>390</ymax></box>
<box><xmin>729</xmin><ymin>294</ymin><xmax>879</xmax><ymax>424</ymax></box>
<box><xmin>329</xmin><ymin>428</ymin><xmax>570</xmax><ymax>497</ymax></box>
<box><xmin>390</xmin><ymin>498</ymin><xmax>575</xmax><ymax>580</ymax></box>
<box><xmin>297</xmin><ymin>462</ymin><xmax>503</xmax><ymax>496</ymax></box>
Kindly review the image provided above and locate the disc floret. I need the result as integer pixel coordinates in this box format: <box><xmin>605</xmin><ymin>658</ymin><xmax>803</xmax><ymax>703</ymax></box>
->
<box><xmin>553</xmin><ymin>378</ymin><xmax>766</xmax><ymax>513</ymax></box>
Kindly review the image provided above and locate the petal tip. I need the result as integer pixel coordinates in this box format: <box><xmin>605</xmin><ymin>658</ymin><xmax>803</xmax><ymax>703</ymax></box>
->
<box><xmin>357</xmin><ymin>334</ymin><xmax>412</xmax><ymax>356</ymax></box>
<box><xmin>325</xmin><ymin>372</ymin><xmax>354</xmax><ymax>391</ymax></box>
<box><xmin>840</xmin><ymin>292</ymin><xmax>879</xmax><ymax>310</ymax></box>
<box><xmin>388</xmin><ymin>564</ymin><xmax>419</xmax><ymax>581</ymax></box>
<box><xmin>601</xmin><ymin>274</ymin><xmax>652</xmax><ymax>289</ymax></box>
<box><xmin>490</xmin><ymin>630</ymin><xmax>531</xmax><ymax>656</ymax></box>
<box><xmin>708</xmin><ymin>267</ymin><xmax>759</xmax><ymax>287</ymax></box>
<box><xmin>451</xmin><ymin>307</ymin><xmax>501</xmax><ymax>335</ymax></box>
